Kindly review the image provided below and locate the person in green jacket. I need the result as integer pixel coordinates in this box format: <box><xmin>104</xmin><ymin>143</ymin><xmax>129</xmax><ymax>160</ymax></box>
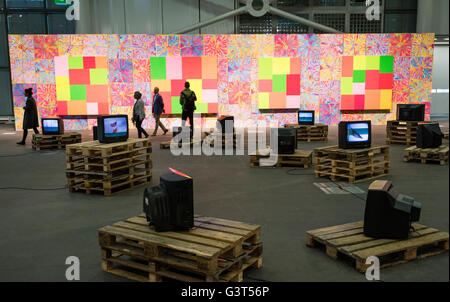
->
<box><xmin>179</xmin><ymin>81</ymin><xmax>197</xmax><ymax>137</ymax></box>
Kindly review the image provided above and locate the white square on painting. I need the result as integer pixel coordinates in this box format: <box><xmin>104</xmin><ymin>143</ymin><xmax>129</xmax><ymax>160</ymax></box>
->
<box><xmin>353</xmin><ymin>83</ymin><xmax>365</xmax><ymax>95</ymax></box>
<box><xmin>166</xmin><ymin>57</ymin><xmax>182</xmax><ymax>80</ymax></box>
<box><xmin>54</xmin><ymin>56</ymin><xmax>69</xmax><ymax>77</ymax></box>
<box><xmin>202</xmin><ymin>89</ymin><xmax>218</xmax><ymax>103</ymax></box>
<box><xmin>87</xmin><ymin>102</ymin><xmax>98</xmax><ymax>115</ymax></box>
<box><xmin>286</xmin><ymin>95</ymin><xmax>301</xmax><ymax>108</ymax></box>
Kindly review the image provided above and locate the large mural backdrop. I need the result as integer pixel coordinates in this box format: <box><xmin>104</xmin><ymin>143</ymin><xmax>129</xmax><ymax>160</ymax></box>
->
<box><xmin>9</xmin><ymin>33</ymin><xmax>434</xmax><ymax>131</ymax></box>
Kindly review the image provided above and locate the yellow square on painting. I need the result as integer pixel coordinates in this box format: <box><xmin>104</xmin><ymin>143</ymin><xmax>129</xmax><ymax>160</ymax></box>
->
<box><xmin>258</xmin><ymin>93</ymin><xmax>269</xmax><ymax>109</ymax></box>
<box><xmin>188</xmin><ymin>79</ymin><xmax>202</xmax><ymax>103</ymax></box>
<box><xmin>55</xmin><ymin>76</ymin><xmax>70</xmax><ymax>101</ymax></box>
<box><xmin>151</xmin><ymin>80</ymin><xmax>171</xmax><ymax>92</ymax></box>
<box><xmin>353</xmin><ymin>56</ymin><xmax>366</xmax><ymax>70</ymax></box>
<box><xmin>272</xmin><ymin>58</ymin><xmax>290</xmax><ymax>75</ymax></box>
<box><xmin>380</xmin><ymin>89</ymin><xmax>392</xmax><ymax>109</ymax></box>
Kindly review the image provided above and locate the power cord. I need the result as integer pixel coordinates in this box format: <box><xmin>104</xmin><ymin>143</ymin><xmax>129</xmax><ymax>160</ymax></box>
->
<box><xmin>0</xmin><ymin>185</ymin><xmax>68</xmax><ymax>191</ymax></box>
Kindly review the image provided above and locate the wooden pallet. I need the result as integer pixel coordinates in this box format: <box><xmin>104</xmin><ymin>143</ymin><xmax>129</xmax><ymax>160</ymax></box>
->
<box><xmin>403</xmin><ymin>145</ymin><xmax>449</xmax><ymax>165</ymax></box>
<box><xmin>306</xmin><ymin>221</ymin><xmax>449</xmax><ymax>273</ymax></box>
<box><xmin>206</xmin><ymin>133</ymin><xmax>239</xmax><ymax>148</ymax></box>
<box><xmin>99</xmin><ymin>214</ymin><xmax>262</xmax><ymax>282</ymax></box>
<box><xmin>32</xmin><ymin>132</ymin><xmax>82</xmax><ymax>150</ymax></box>
<box><xmin>386</xmin><ymin>120</ymin><xmax>425</xmax><ymax>145</ymax></box>
<box><xmin>284</xmin><ymin>124</ymin><xmax>328</xmax><ymax>142</ymax></box>
<box><xmin>314</xmin><ymin>145</ymin><xmax>390</xmax><ymax>183</ymax></box>
<box><xmin>250</xmin><ymin>149</ymin><xmax>312</xmax><ymax>168</ymax></box>
<box><xmin>443</xmin><ymin>132</ymin><xmax>449</xmax><ymax>140</ymax></box>
<box><xmin>160</xmin><ymin>139</ymin><xmax>202</xmax><ymax>150</ymax></box>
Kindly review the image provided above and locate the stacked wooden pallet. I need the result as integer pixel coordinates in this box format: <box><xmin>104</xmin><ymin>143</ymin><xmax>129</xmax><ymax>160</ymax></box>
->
<box><xmin>250</xmin><ymin>149</ymin><xmax>312</xmax><ymax>168</ymax></box>
<box><xmin>32</xmin><ymin>132</ymin><xmax>81</xmax><ymax>150</ymax></box>
<box><xmin>314</xmin><ymin>145</ymin><xmax>390</xmax><ymax>183</ymax></box>
<box><xmin>386</xmin><ymin>120</ymin><xmax>423</xmax><ymax>145</ymax></box>
<box><xmin>403</xmin><ymin>145</ymin><xmax>449</xmax><ymax>165</ymax></box>
<box><xmin>207</xmin><ymin>132</ymin><xmax>238</xmax><ymax>148</ymax></box>
<box><xmin>284</xmin><ymin>124</ymin><xmax>328</xmax><ymax>142</ymax></box>
<box><xmin>306</xmin><ymin>221</ymin><xmax>449</xmax><ymax>273</ymax></box>
<box><xmin>99</xmin><ymin>214</ymin><xmax>263</xmax><ymax>282</ymax></box>
<box><xmin>66</xmin><ymin>138</ymin><xmax>152</xmax><ymax>196</ymax></box>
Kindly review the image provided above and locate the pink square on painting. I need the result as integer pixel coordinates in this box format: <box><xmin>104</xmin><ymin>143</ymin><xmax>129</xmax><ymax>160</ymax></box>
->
<box><xmin>286</xmin><ymin>95</ymin><xmax>300</xmax><ymax>108</ymax></box>
<box><xmin>55</xmin><ymin>56</ymin><xmax>69</xmax><ymax>77</ymax></box>
<box><xmin>171</xmin><ymin>79</ymin><xmax>185</xmax><ymax>97</ymax></box>
<box><xmin>202</xmin><ymin>89</ymin><xmax>218</xmax><ymax>103</ymax></box>
<box><xmin>259</xmin><ymin>80</ymin><xmax>272</xmax><ymax>92</ymax></box>
<box><xmin>166</xmin><ymin>57</ymin><xmax>182</xmax><ymax>80</ymax></box>
<box><xmin>87</xmin><ymin>103</ymin><xmax>98</xmax><ymax>115</ymax></box>
<box><xmin>352</xmin><ymin>83</ymin><xmax>365</xmax><ymax>95</ymax></box>
<box><xmin>202</xmin><ymin>79</ymin><xmax>217</xmax><ymax>89</ymax></box>
<box><xmin>354</xmin><ymin>95</ymin><xmax>365</xmax><ymax>110</ymax></box>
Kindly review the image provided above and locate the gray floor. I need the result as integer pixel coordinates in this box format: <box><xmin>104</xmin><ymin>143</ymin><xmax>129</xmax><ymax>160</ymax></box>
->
<box><xmin>0</xmin><ymin>123</ymin><xmax>448</xmax><ymax>282</ymax></box>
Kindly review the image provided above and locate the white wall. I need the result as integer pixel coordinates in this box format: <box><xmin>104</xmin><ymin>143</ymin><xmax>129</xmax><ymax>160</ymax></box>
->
<box><xmin>431</xmin><ymin>45</ymin><xmax>449</xmax><ymax>116</ymax></box>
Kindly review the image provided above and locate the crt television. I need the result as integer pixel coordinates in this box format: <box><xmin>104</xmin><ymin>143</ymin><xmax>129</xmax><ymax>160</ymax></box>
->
<box><xmin>338</xmin><ymin>121</ymin><xmax>371</xmax><ymax>149</ymax></box>
<box><xmin>416</xmin><ymin>123</ymin><xmax>443</xmax><ymax>149</ymax></box>
<box><xmin>298</xmin><ymin>111</ymin><xmax>315</xmax><ymax>126</ymax></box>
<box><xmin>97</xmin><ymin>115</ymin><xmax>129</xmax><ymax>144</ymax></box>
<box><xmin>143</xmin><ymin>168</ymin><xmax>194</xmax><ymax>232</ymax></box>
<box><xmin>270</xmin><ymin>128</ymin><xmax>297</xmax><ymax>154</ymax></box>
<box><xmin>397</xmin><ymin>104</ymin><xmax>425</xmax><ymax>121</ymax></box>
<box><xmin>42</xmin><ymin>118</ymin><xmax>64</xmax><ymax>135</ymax></box>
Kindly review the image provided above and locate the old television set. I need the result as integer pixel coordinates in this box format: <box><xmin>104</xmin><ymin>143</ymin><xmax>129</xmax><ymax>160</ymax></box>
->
<box><xmin>364</xmin><ymin>180</ymin><xmax>421</xmax><ymax>239</ymax></box>
<box><xmin>97</xmin><ymin>115</ymin><xmax>129</xmax><ymax>144</ymax></box>
<box><xmin>416</xmin><ymin>122</ymin><xmax>443</xmax><ymax>149</ymax></box>
<box><xmin>93</xmin><ymin>126</ymin><xmax>98</xmax><ymax>141</ymax></box>
<box><xmin>397</xmin><ymin>104</ymin><xmax>425</xmax><ymax>121</ymax></box>
<box><xmin>338</xmin><ymin>121</ymin><xmax>371</xmax><ymax>149</ymax></box>
<box><xmin>143</xmin><ymin>168</ymin><xmax>194</xmax><ymax>232</ymax></box>
<box><xmin>270</xmin><ymin>128</ymin><xmax>297</xmax><ymax>154</ymax></box>
<box><xmin>217</xmin><ymin>115</ymin><xmax>234</xmax><ymax>134</ymax></box>
<box><xmin>298</xmin><ymin>111</ymin><xmax>315</xmax><ymax>126</ymax></box>
<box><xmin>41</xmin><ymin>118</ymin><xmax>64</xmax><ymax>135</ymax></box>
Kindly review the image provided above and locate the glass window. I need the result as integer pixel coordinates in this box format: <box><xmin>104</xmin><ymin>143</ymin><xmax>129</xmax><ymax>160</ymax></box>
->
<box><xmin>385</xmin><ymin>0</ymin><xmax>417</xmax><ymax>10</ymax></box>
<box><xmin>384</xmin><ymin>12</ymin><xmax>417</xmax><ymax>33</ymax></box>
<box><xmin>48</xmin><ymin>13</ymin><xmax>75</xmax><ymax>34</ymax></box>
<box><xmin>313</xmin><ymin>0</ymin><xmax>345</xmax><ymax>6</ymax></box>
<box><xmin>6</xmin><ymin>0</ymin><xmax>44</xmax><ymax>8</ymax></box>
<box><xmin>0</xmin><ymin>70</ymin><xmax>13</xmax><ymax>116</ymax></box>
<box><xmin>7</xmin><ymin>13</ymin><xmax>46</xmax><ymax>34</ymax></box>
<box><xmin>46</xmin><ymin>0</ymin><xmax>69</xmax><ymax>9</ymax></box>
<box><xmin>0</xmin><ymin>14</ymin><xmax>9</xmax><ymax>67</ymax></box>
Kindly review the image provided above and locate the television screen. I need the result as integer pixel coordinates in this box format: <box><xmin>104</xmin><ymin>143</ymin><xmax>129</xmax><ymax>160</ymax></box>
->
<box><xmin>347</xmin><ymin>122</ymin><xmax>370</xmax><ymax>143</ymax></box>
<box><xmin>397</xmin><ymin>104</ymin><xmax>425</xmax><ymax>121</ymax></box>
<box><xmin>298</xmin><ymin>110</ymin><xmax>315</xmax><ymax>125</ymax></box>
<box><xmin>43</xmin><ymin>119</ymin><xmax>59</xmax><ymax>133</ymax></box>
<box><xmin>103</xmin><ymin>117</ymin><xmax>128</xmax><ymax>138</ymax></box>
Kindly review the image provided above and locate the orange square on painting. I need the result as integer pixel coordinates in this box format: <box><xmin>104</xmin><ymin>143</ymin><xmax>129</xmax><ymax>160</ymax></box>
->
<box><xmin>98</xmin><ymin>102</ymin><xmax>109</xmax><ymax>115</ymax></box>
<box><xmin>290</xmin><ymin>58</ymin><xmax>301</xmax><ymax>74</ymax></box>
<box><xmin>95</xmin><ymin>57</ymin><xmax>108</xmax><ymax>69</ymax></box>
<box><xmin>365</xmin><ymin>89</ymin><xmax>380</xmax><ymax>110</ymax></box>
<box><xmin>86</xmin><ymin>85</ymin><xmax>109</xmax><ymax>103</ymax></box>
<box><xmin>342</xmin><ymin>56</ymin><xmax>353</xmax><ymax>77</ymax></box>
<box><xmin>68</xmin><ymin>100</ymin><xmax>87</xmax><ymax>115</ymax></box>
<box><xmin>269</xmin><ymin>92</ymin><xmax>286</xmax><ymax>109</ymax></box>
<box><xmin>341</xmin><ymin>95</ymin><xmax>355</xmax><ymax>110</ymax></box>
<box><xmin>182</xmin><ymin>57</ymin><xmax>202</xmax><ymax>79</ymax></box>
<box><xmin>202</xmin><ymin>57</ymin><xmax>217</xmax><ymax>79</ymax></box>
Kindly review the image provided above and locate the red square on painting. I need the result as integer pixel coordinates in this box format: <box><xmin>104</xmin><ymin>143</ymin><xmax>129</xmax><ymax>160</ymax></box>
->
<box><xmin>159</xmin><ymin>92</ymin><xmax>171</xmax><ymax>112</ymax></box>
<box><xmin>259</xmin><ymin>79</ymin><xmax>272</xmax><ymax>92</ymax></box>
<box><xmin>354</xmin><ymin>95</ymin><xmax>365</xmax><ymax>110</ymax></box>
<box><xmin>286</xmin><ymin>74</ymin><xmax>300</xmax><ymax>95</ymax></box>
<box><xmin>208</xmin><ymin>103</ymin><xmax>218</xmax><ymax>113</ymax></box>
<box><xmin>379</xmin><ymin>73</ymin><xmax>393</xmax><ymax>89</ymax></box>
<box><xmin>341</xmin><ymin>95</ymin><xmax>355</xmax><ymax>110</ymax></box>
<box><xmin>97</xmin><ymin>102</ymin><xmax>109</xmax><ymax>115</ymax></box>
<box><xmin>182</xmin><ymin>57</ymin><xmax>202</xmax><ymax>79</ymax></box>
<box><xmin>342</xmin><ymin>56</ymin><xmax>353</xmax><ymax>77</ymax></box>
<box><xmin>202</xmin><ymin>79</ymin><xmax>217</xmax><ymax>89</ymax></box>
<box><xmin>171</xmin><ymin>80</ymin><xmax>186</xmax><ymax>97</ymax></box>
<box><xmin>69</xmin><ymin>69</ymin><xmax>91</xmax><ymax>85</ymax></box>
<box><xmin>83</xmin><ymin>57</ymin><xmax>96</xmax><ymax>69</ymax></box>
<box><xmin>57</xmin><ymin>101</ymin><xmax>68</xmax><ymax>115</ymax></box>
<box><xmin>365</xmin><ymin>70</ymin><xmax>380</xmax><ymax>89</ymax></box>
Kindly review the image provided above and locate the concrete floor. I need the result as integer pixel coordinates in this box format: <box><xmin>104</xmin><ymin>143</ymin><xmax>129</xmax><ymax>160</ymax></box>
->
<box><xmin>0</xmin><ymin>123</ymin><xmax>448</xmax><ymax>282</ymax></box>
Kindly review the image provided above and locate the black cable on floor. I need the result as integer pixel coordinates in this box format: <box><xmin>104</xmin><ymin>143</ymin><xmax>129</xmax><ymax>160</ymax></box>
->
<box><xmin>0</xmin><ymin>185</ymin><xmax>68</xmax><ymax>191</ymax></box>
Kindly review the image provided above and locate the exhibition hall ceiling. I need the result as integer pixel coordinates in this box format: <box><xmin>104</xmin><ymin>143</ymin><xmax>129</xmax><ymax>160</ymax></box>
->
<box><xmin>9</xmin><ymin>33</ymin><xmax>434</xmax><ymax>130</ymax></box>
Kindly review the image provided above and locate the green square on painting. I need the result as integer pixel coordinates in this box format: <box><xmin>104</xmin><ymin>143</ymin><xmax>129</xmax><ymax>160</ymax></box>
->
<box><xmin>272</xmin><ymin>74</ymin><xmax>286</xmax><ymax>92</ymax></box>
<box><xmin>366</xmin><ymin>56</ymin><xmax>380</xmax><ymax>70</ymax></box>
<box><xmin>353</xmin><ymin>70</ymin><xmax>365</xmax><ymax>83</ymax></box>
<box><xmin>90</xmin><ymin>69</ymin><xmax>108</xmax><ymax>85</ymax></box>
<box><xmin>196</xmin><ymin>103</ymin><xmax>207</xmax><ymax>113</ymax></box>
<box><xmin>68</xmin><ymin>57</ymin><xmax>84</xmax><ymax>69</ymax></box>
<box><xmin>70</xmin><ymin>85</ymin><xmax>86</xmax><ymax>100</ymax></box>
<box><xmin>258</xmin><ymin>58</ymin><xmax>272</xmax><ymax>80</ymax></box>
<box><xmin>171</xmin><ymin>97</ymin><xmax>182</xmax><ymax>114</ymax></box>
<box><xmin>341</xmin><ymin>77</ymin><xmax>353</xmax><ymax>95</ymax></box>
<box><xmin>150</xmin><ymin>57</ymin><xmax>166</xmax><ymax>79</ymax></box>
<box><xmin>379</xmin><ymin>56</ymin><xmax>394</xmax><ymax>73</ymax></box>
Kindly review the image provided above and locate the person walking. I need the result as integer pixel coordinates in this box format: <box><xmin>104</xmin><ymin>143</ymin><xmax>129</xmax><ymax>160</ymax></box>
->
<box><xmin>151</xmin><ymin>87</ymin><xmax>168</xmax><ymax>136</ymax></box>
<box><xmin>179</xmin><ymin>81</ymin><xmax>197</xmax><ymax>138</ymax></box>
<box><xmin>17</xmin><ymin>88</ymin><xmax>39</xmax><ymax>145</ymax></box>
<box><xmin>132</xmin><ymin>91</ymin><xmax>149</xmax><ymax>138</ymax></box>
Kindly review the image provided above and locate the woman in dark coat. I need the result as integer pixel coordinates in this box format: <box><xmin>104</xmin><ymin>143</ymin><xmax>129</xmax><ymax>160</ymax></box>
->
<box><xmin>17</xmin><ymin>88</ymin><xmax>39</xmax><ymax>145</ymax></box>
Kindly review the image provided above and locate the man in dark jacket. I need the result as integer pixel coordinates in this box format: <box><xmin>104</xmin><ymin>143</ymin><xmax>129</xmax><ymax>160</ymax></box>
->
<box><xmin>180</xmin><ymin>82</ymin><xmax>197</xmax><ymax>137</ymax></box>
<box><xmin>151</xmin><ymin>87</ymin><xmax>168</xmax><ymax>136</ymax></box>
<box><xmin>17</xmin><ymin>88</ymin><xmax>39</xmax><ymax>145</ymax></box>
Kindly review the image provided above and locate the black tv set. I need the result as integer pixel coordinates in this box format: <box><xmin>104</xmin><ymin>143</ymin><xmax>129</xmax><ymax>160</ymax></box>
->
<box><xmin>42</xmin><ymin>118</ymin><xmax>64</xmax><ymax>135</ymax></box>
<box><xmin>97</xmin><ymin>115</ymin><xmax>129</xmax><ymax>144</ymax></box>
<box><xmin>416</xmin><ymin>122</ymin><xmax>443</xmax><ymax>148</ymax></box>
<box><xmin>217</xmin><ymin>115</ymin><xmax>234</xmax><ymax>134</ymax></box>
<box><xmin>270</xmin><ymin>128</ymin><xmax>297</xmax><ymax>154</ymax></box>
<box><xmin>93</xmin><ymin>126</ymin><xmax>98</xmax><ymax>141</ymax></box>
<box><xmin>338</xmin><ymin>121</ymin><xmax>371</xmax><ymax>149</ymax></box>
<box><xmin>397</xmin><ymin>104</ymin><xmax>425</xmax><ymax>121</ymax></box>
<box><xmin>364</xmin><ymin>180</ymin><xmax>421</xmax><ymax>239</ymax></box>
<box><xmin>143</xmin><ymin>168</ymin><xmax>194</xmax><ymax>232</ymax></box>
<box><xmin>298</xmin><ymin>110</ymin><xmax>315</xmax><ymax>126</ymax></box>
